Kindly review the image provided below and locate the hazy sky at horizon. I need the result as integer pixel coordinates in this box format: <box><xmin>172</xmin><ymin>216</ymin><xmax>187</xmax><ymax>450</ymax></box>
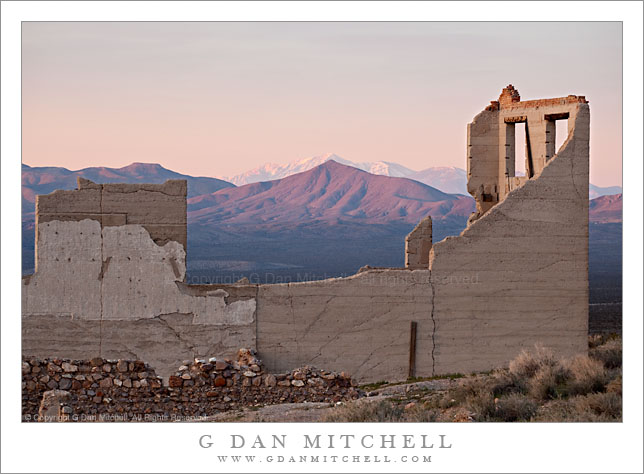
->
<box><xmin>22</xmin><ymin>22</ymin><xmax>622</xmax><ymax>186</ymax></box>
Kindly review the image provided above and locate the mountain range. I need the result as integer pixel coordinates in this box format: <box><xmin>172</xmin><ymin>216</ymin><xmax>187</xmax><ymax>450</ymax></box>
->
<box><xmin>219</xmin><ymin>152</ymin><xmax>621</xmax><ymax>198</ymax></box>
<box><xmin>219</xmin><ymin>153</ymin><xmax>470</xmax><ymax>194</ymax></box>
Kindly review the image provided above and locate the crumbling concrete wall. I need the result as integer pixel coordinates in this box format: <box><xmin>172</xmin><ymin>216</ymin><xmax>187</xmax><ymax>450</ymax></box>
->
<box><xmin>22</xmin><ymin>179</ymin><xmax>256</xmax><ymax>379</ymax></box>
<box><xmin>22</xmin><ymin>86</ymin><xmax>590</xmax><ymax>384</ymax></box>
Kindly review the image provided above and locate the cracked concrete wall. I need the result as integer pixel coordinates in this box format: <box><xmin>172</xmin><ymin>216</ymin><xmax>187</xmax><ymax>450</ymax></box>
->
<box><xmin>429</xmin><ymin>91</ymin><xmax>589</xmax><ymax>375</ymax></box>
<box><xmin>256</xmin><ymin>269</ymin><xmax>435</xmax><ymax>382</ymax></box>
<box><xmin>23</xmin><ymin>179</ymin><xmax>256</xmax><ymax>379</ymax></box>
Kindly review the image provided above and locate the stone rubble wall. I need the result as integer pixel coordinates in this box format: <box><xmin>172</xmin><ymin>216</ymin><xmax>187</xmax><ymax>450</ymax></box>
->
<box><xmin>22</xmin><ymin>349</ymin><xmax>361</xmax><ymax>421</ymax></box>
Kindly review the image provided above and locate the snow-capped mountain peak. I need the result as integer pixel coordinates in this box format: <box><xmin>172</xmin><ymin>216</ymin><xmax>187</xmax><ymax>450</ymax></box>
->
<box><xmin>220</xmin><ymin>153</ymin><xmax>419</xmax><ymax>186</ymax></box>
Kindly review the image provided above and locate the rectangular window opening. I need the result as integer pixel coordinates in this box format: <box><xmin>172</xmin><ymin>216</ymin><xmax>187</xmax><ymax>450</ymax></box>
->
<box><xmin>555</xmin><ymin>118</ymin><xmax>569</xmax><ymax>154</ymax></box>
<box><xmin>514</xmin><ymin>122</ymin><xmax>527</xmax><ymax>177</ymax></box>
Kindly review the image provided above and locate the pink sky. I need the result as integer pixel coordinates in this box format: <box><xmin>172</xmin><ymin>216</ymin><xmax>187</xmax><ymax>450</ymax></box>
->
<box><xmin>22</xmin><ymin>22</ymin><xmax>622</xmax><ymax>186</ymax></box>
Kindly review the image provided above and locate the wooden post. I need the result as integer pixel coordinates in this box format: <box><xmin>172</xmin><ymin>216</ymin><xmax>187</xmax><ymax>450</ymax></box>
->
<box><xmin>408</xmin><ymin>321</ymin><xmax>417</xmax><ymax>379</ymax></box>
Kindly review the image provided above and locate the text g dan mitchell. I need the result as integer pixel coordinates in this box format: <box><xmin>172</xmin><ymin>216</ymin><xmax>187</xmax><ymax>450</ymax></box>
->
<box><xmin>199</xmin><ymin>433</ymin><xmax>452</xmax><ymax>450</ymax></box>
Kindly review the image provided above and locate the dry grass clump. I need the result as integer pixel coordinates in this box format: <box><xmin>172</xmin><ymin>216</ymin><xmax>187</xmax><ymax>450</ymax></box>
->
<box><xmin>324</xmin><ymin>336</ymin><xmax>621</xmax><ymax>423</ymax></box>
<box><xmin>508</xmin><ymin>344</ymin><xmax>558</xmax><ymax>379</ymax></box>
<box><xmin>606</xmin><ymin>375</ymin><xmax>622</xmax><ymax>395</ymax></box>
<box><xmin>322</xmin><ymin>398</ymin><xmax>443</xmax><ymax>422</ymax></box>
<box><xmin>535</xmin><ymin>392</ymin><xmax>622</xmax><ymax>422</ymax></box>
<box><xmin>440</xmin><ymin>337</ymin><xmax>621</xmax><ymax>422</ymax></box>
<box><xmin>404</xmin><ymin>403</ymin><xmax>440</xmax><ymax>422</ymax></box>
<box><xmin>564</xmin><ymin>355</ymin><xmax>609</xmax><ymax>396</ymax></box>
<box><xmin>494</xmin><ymin>393</ymin><xmax>539</xmax><ymax>422</ymax></box>
<box><xmin>589</xmin><ymin>337</ymin><xmax>622</xmax><ymax>369</ymax></box>
<box><xmin>525</xmin><ymin>363</ymin><xmax>571</xmax><ymax>400</ymax></box>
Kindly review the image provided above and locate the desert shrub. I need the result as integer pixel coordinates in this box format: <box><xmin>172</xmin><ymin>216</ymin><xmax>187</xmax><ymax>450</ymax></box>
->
<box><xmin>438</xmin><ymin>376</ymin><xmax>495</xmax><ymax>420</ymax></box>
<box><xmin>440</xmin><ymin>376</ymin><xmax>488</xmax><ymax>408</ymax></box>
<box><xmin>588</xmin><ymin>334</ymin><xmax>605</xmax><ymax>349</ymax></box>
<box><xmin>606</xmin><ymin>375</ymin><xmax>622</xmax><ymax>395</ymax></box>
<box><xmin>565</xmin><ymin>355</ymin><xmax>609</xmax><ymax>396</ymax></box>
<box><xmin>589</xmin><ymin>337</ymin><xmax>622</xmax><ymax>369</ymax></box>
<box><xmin>404</xmin><ymin>404</ymin><xmax>440</xmax><ymax>422</ymax></box>
<box><xmin>464</xmin><ymin>390</ymin><xmax>496</xmax><ymax>421</ymax></box>
<box><xmin>534</xmin><ymin>392</ymin><xmax>619</xmax><ymax>422</ymax></box>
<box><xmin>534</xmin><ymin>399</ymin><xmax>595</xmax><ymax>422</ymax></box>
<box><xmin>488</xmin><ymin>370</ymin><xmax>520</xmax><ymax>398</ymax></box>
<box><xmin>322</xmin><ymin>400</ymin><xmax>404</xmax><ymax>422</ymax></box>
<box><xmin>573</xmin><ymin>392</ymin><xmax>622</xmax><ymax>420</ymax></box>
<box><xmin>508</xmin><ymin>344</ymin><xmax>558</xmax><ymax>380</ymax></box>
<box><xmin>526</xmin><ymin>363</ymin><xmax>571</xmax><ymax>400</ymax></box>
<box><xmin>588</xmin><ymin>333</ymin><xmax>619</xmax><ymax>349</ymax></box>
<box><xmin>493</xmin><ymin>393</ymin><xmax>538</xmax><ymax>422</ymax></box>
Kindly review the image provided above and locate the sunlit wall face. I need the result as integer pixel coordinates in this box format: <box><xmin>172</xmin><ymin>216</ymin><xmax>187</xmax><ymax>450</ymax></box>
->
<box><xmin>22</xmin><ymin>22</ymin><xmax>622</xmax><ymax>186</ymax></box>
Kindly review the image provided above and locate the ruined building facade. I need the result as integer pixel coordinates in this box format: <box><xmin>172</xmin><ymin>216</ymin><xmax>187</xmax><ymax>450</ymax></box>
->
<box><xmin>22</xmin><ymin>86</ymin><xmax>590</xmax><ymax>382</ymax></box>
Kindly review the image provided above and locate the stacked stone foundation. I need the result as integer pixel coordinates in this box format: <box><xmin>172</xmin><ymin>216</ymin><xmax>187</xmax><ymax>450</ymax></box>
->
<box><xmin>22</xmin><ymin>350</ymin><xmax>361</xmax><ymax>422</ymax></box>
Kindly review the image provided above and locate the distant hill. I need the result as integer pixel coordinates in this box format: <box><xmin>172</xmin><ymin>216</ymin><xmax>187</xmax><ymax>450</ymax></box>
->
<box><xmin>589</xmin><ymin>184</ymin><xmax>623</xmax><ymax>200</ymax></box>
<box><xmin>21</xmin><ymin>162</ymin><xmax>234</xmax><ymax>215</ymax></box>
<box><xmin>185</xmin><ymin>160</ymin><xmax>474</xmax><ymax>282</ymax></box>
<box><xmin>589</xmin><ymin>193</ymin><xmax>622</xmax><ymax>223</ymax></box>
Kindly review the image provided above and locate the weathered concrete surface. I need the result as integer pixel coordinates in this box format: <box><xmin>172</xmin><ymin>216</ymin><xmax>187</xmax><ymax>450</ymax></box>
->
<box><xmin>23</xmin><ymin>179</ymin><xmax>256</xmax><ymax>379</ymax></box>
<box><xmin>405</xmin><ymin>216</ymin><xmax>432</xmax><ymax>270</ymax></box>
<box><xmin>257</xmin><ymin>269</ymin><xmax>434</xmax><ymax>382</ymax></box>
<box><xmin>23</xmin><ymin>220</ymin><xmax>256</xmax><ymax>322</ymax></box>
<box><xmin>22</xmin><ymin>313</ymin><xmax>255</xmax><ymax>380</ymax></box>
<box><xmin>430</xmin><ymin>87</ymin><xmax>589</xmax><ymax>374</ymax></box>
<box><xmin>36</xmin><ymin>178</ymin><xmax>187</xmax><ymax>251</ymax></box>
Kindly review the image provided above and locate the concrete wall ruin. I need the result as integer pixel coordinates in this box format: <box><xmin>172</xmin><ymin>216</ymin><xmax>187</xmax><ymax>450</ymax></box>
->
<box><xmin>22</xmin><ymin>86</ymin><xmax>590</xmax><ymax>383</ymax></box>
<box><xmin>23</xmin><ymin>180</ymin><xmax>256</xmax><ymax>378</ymax></box>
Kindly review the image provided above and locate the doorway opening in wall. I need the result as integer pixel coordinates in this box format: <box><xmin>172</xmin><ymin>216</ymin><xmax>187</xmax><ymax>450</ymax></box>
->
<box><xmin>514</xmin><ymin>122</ymin><xmax>527</xmax><ymax>177</ymax></box>
<box><xmin>555</xmin><ymin>118</ymin><xmax>569</xmax><ymax>154</ymax></box>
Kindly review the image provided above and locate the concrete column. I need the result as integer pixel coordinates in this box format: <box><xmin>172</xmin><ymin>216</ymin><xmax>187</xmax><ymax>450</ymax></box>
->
<box><xmin>405</xmin><ymin>217</ymin><xmax>433</xmax><ymax>270</ymax></box>
<box><xmin>500</xmin><ymin>122</ymin><xmax>515</xmax><ymax>200</ymax></box>
<box><xmin>545</xmin><ymin>119</ymin><xmax>556</xmax><ymax>162</ymax></box>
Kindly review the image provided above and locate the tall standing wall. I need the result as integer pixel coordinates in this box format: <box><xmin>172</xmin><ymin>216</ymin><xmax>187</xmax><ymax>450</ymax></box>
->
<box><xmin>430</xmin><ymin>97</ymin><xmax>589</xmax><ymax>374</ymax></box>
